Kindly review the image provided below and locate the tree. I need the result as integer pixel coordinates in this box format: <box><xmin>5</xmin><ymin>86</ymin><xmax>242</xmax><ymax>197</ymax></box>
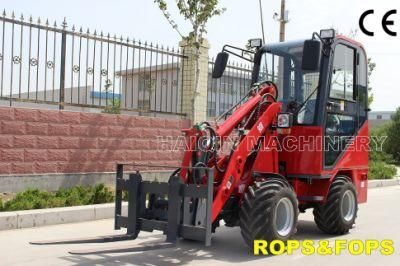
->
<box><xmin>102</xmin><ymin>79</ymin><xmax>121</xmax><ymax>114</ymax></box>
<box><xmin>154</xmin><ymin>0</ymin><xmax>226</xmax><ymax>108</ymax></box>
<box><xmin>367</xmin><ymin>58</ymin><xmax>376</xmax><ymax>106</ymax></box>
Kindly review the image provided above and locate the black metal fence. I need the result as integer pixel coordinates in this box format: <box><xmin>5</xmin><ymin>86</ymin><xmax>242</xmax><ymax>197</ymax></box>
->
<box><xmin>0</xmin><ymin>11</ymin><xmax>185</xmax><ymax>115</ymax></box>
<box><xmin>207</xmin><ymin>60</ymin><xmax>253</xmax><ymax>118</ymax></box>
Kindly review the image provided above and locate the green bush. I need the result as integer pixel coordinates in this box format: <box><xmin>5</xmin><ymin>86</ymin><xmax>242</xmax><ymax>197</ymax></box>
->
<box><xmin>0</xmin><ymin>198</ymin><xmax>3</xmax><ymax>211</ymax></box>
<box><xmin>369</xmin><ymin>161</ymin><xmax>397</xmax><ymax>180</ymax></box>
<box><xmin>369</xmin><ymin>122</ymin><xmax>397</xmax><ymax>180</ymax></box>
<box><xmin>370</xmin><ymin>123</ymin><xmax>395</xmax><ymax>164</ymax></box>
<box><xmin>102</xmin><ymin>99</ymin><xmax>121</xmax><ymax>114</ymax></box>
<box><xmin>384</xmin><ymin>107</ymin><xmax>400</xmax><ymax>164</ymax></box>
<box><xmin>91</xmin><ymin>184</ymin><xmax>114</xmax><ymax>204</ymax></box>
<box><xmin>1</xmin><ymin>184</ymin><xmax>115</xmax><ymax>212</ymax></box>
<box><xmin>370</xmin><ymin>148</ymin><xmax>395</xmax><ymax>164</ymax></box>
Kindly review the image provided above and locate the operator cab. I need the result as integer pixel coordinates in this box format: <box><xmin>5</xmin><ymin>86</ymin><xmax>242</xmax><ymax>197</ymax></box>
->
<box><xmin>213</xmin><ymin>29</ymin><xmax>369</xmax><ymax>180</ymax></box>
<box><xmin>252</xmin><ymin>39</ymin><xmax>321</xmax><ymax>124</ymax></box>
<box><xmin>251</xmin><ymin>31</ymin><xmax>368</xmax><ymax>133</ymax></box>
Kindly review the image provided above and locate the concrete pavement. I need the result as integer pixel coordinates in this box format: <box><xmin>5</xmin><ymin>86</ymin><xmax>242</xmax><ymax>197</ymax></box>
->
<box><xmin>1</xmin><ymin>186</ymin><xmax>400</xmax><ymax>265</ymax></box>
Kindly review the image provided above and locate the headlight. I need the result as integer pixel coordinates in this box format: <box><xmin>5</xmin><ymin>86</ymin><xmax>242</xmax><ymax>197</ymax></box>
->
<box><xmin>277</xmin><ymin>113</ymin><xmax>293</xmax><ymax>128</ymax></box>
<box><xmin>320</xmin><ymin>29</ymin><xmax>335</xmax><ymax>39</ymax></box>
<box><xmin>249</xmin><ymin>38</ymin><xmax>263</xmax><ymax>49</ymax></box>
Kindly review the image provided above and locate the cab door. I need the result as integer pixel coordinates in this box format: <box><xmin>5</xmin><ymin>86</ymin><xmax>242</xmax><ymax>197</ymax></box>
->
<box><xmin>324</xmin><ymin>42</ymin><xmax>359</xmax><ymax>167</ymax></box>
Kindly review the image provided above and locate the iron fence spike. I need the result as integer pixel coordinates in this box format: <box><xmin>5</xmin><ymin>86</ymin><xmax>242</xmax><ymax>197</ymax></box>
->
<box><xmin>62</xmin><ymin>17</ymin><xmax>67</xmax><ymax>29</ymax></box>
<box><xmin>11</xmin><ymin>11</ymin><xmax>15</xmax><ymax>19</ymax></box>
<box><xmin>107</xmin><ymin>32</ymin><xmax>110</xmax><ymax>38</ymax></box>
<box><xmin>53</xmin><ymin>21</ymin><xmax>57</xmax><ymax>27</ymax></box>
<box><xmin>2</xmin><ymin>9</ymin><xmax>5</xmax><ymax>17</ymax></box>
<box><xmin>20</xmin><ymin>14</ymin><xmax>24</xmax><ymax>21</ymax></box>
<box><xmin>37</xmin><ymin>17</ymin><xmax>41</xmax><ymax>24</ymax></box>
<box><xmin>87</xmin><ymin>28</ymin><xmax>90</xmax><ymax>34</ymax></box>
<box><xmin>79</xmin><ymin>27</ymin><xmax>83</xmax><ymax>33</ymax></box>
<box><xmin>29</xmin><ymin>15</ymin><xmax>33</xmax><ymax>22</ymax></box>
<box><xmin>72</xmin><ymin>25</ymin><xmax>75</xmax><ymax>31</ymax></box>
<box><xmin>45</xmin><ymin>19</ymin><xmax>49</xmax><ymax>26</ymax></box>
<box><xmin>94</xmin><ymin>30</ymin><xmax>97</xmax><ymax>36</ymax></box>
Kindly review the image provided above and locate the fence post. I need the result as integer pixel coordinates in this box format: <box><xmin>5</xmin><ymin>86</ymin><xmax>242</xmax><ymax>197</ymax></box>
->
<box><xmin>59</xmin><ymin>18</ymin><xmax>67</xmax><ymax>110</ymax></box>
<box><xmin>179</xmin><ymin>39</ymin><xmax>209</xmax><ymax>123</ymax></box>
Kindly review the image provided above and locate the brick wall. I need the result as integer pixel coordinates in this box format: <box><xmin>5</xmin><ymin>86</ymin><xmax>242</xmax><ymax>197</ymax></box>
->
<box><xmin>0</xmin><ymin>106</ymin><xmax>190</xmax><ymax>175</ymax></box>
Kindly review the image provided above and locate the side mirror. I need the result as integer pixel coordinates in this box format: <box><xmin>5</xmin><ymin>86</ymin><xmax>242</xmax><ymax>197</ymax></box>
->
<box><xmin>212</xmin><ymin>52</ymin><xmax>229</xmax><ymax>78</ymax></box>
<box><xmin>301</xmin><ymin>40</ymin><xmax>321</xmax><ymax>71</ymax></box>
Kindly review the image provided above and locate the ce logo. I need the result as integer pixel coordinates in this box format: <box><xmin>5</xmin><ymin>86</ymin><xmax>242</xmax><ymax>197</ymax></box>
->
<box><xmin>359</xmin><ymin>9</ymin><xmax>397</xmax><ymax>36</ymax></box>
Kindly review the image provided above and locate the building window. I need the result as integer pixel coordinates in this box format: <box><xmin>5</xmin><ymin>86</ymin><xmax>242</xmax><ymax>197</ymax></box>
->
<box><xmin>138</xmin><ymin>99</ymin><xmax>150</xmax><ymax>110</ymax></box>
<box><xmin>207</xmin><ymin>101</ymin><xmax>216</xmax><ymax>117</ymax></box>
<box><xmin>139</xmin><ymin>74</ymin><xmax>155</xmax><ymax>92</ymax></box>
<box><xmin>377</xmin><ymin>115</ymin><xmax>382</xmax><ymax>120</ymax></box>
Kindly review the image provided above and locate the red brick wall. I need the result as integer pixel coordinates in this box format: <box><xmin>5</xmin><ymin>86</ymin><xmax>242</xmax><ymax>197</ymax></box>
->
<box><xmin>0</xmin><ymin>106</ymin><xmax>190</xmax><ymax>175</ymax></box>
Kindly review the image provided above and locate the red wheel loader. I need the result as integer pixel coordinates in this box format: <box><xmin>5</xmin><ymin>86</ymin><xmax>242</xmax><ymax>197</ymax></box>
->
<box><xmin>31</xmin><ymin>29</ymin><xmax>369</xmax><ymax>253</ymax></box>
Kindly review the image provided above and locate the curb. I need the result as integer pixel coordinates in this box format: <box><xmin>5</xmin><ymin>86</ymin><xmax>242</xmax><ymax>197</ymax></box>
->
<box><xmin>1</xmin><ymin>180</ymin><xmax>399</xmax><ymax>231</ymax></box>
<box><xmin>368</xmin><ymin>179</ymin><xmax>400</xmax><ymax>188</ymax></box>
<box><xmin>0</xmin><ymin>202</ymin><xmax>127</xmax><ymax>231</ymax></box>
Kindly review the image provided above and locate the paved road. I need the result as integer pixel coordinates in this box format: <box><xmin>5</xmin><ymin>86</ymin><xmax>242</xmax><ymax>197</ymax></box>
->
<box><xmin>1</xmin><ymin>186</ymin><xmax>400</xmax><ymax>266</ymax></box>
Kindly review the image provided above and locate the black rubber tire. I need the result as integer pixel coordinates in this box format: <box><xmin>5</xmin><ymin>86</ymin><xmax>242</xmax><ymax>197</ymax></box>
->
<box><xmin>239</xmin><ymin>178</ymin><xmax>299</xmax><ymax>249</ymax></box>
<box><xmin>313</xmin><ymin>176</ymin><xmax>358</xmax><ymax>235</ymax></box>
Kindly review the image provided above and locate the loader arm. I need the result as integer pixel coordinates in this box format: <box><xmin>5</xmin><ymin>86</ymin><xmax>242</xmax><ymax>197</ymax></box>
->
<box><xmin>179</xmin><ymin>83</ymin><xmax>281</xmax><ymax>222</ymax></box>
<box><xmin>211</xmin><ymin>102</ymin><xmax>281</xmax><ymax>221</ymax></box>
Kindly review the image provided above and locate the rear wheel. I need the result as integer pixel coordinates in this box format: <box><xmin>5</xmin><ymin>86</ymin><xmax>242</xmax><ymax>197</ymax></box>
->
<box><xmin>313</xmin><ymin>176</ymin><xmax>358</xmax><ymax>234</ymax></box>
<box><xmin>239</xmin><ymin>178</ymin><xmax>298</xmax><ymax>249</ymax></box>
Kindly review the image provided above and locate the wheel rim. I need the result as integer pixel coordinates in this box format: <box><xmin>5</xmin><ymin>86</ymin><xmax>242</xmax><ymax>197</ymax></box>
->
<box><xmin>341</xmin><ymin>190</ymin><xmax>356</xmax><ymax>222</ymax></box>
<box><xmin>274</xmin><ymin>197</ymin><xmax>295</xmax><ymax>237</ymax></box>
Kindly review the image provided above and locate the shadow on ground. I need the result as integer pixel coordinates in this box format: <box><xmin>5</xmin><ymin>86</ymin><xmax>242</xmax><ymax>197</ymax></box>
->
<box><xmin>60</xmin><ymin>220</ymin><xmax>335</xmax><ymax>266</ymax></box>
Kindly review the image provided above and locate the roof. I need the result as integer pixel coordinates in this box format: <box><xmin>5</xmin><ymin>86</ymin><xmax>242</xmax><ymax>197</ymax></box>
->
<box><xmin>369</xmin><ymin>111</ymin><xmax>395</xmax><ymax>115</ymax></box>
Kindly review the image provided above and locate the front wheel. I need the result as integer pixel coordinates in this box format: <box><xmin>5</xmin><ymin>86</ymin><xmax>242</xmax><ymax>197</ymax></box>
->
<box><xmin>313</xmin><ymin>176</ymin><xmax>358</xmax><ymax>234</ymax></box>
<box><xmin>239</xmin><ymin>178</ymin><xmax>299</xmax><ymax>249</ymax></box>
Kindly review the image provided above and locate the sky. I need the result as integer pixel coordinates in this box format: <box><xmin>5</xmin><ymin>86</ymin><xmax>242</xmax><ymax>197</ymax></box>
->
<box><xmin>1</xmin><ymin>0</ymin><xmax>399</xmax><ymax>111</ymax></box>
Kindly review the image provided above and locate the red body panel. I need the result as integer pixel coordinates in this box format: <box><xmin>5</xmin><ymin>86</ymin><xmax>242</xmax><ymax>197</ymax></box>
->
<box><xmin>279</xmin><ymin>126</ymin><xmax>324</xmax><ymax>176</ymax></box>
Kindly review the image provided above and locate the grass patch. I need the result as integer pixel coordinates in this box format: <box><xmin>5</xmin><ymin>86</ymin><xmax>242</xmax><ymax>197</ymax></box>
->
<box><xmin>0</xmin><ymin>184</ymin><xmax>114</xmax><ymax>212</ymax></box>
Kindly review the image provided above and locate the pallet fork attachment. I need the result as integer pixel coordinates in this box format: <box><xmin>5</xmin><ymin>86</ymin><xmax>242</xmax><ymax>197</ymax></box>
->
<box><xmin>115</xmin><ymin>163</ymin><xmax>214</xmax><ymax>246</ymax></box>
<box><xmin>30</xmin><ymin>163</ymin><xmax>214</xmax><ymax>254</ymax></box>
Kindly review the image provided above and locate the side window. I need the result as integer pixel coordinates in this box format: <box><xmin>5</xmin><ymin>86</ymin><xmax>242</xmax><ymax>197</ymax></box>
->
<box><xmin>357</xmin><ymin>51</ymin><xmax>368</xmax><ymax>126</ymax></box>
<box><xmin>330</xmin><ymin>44</ymin><xmax>355</xmax><ymax>101</ymax></box>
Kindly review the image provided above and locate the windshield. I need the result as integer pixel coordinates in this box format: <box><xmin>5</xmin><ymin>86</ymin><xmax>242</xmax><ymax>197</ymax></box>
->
<box><xmin>257</xmin><ymin>40</ymin><xmax>320</xmax><ymax>124</ymax></box>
